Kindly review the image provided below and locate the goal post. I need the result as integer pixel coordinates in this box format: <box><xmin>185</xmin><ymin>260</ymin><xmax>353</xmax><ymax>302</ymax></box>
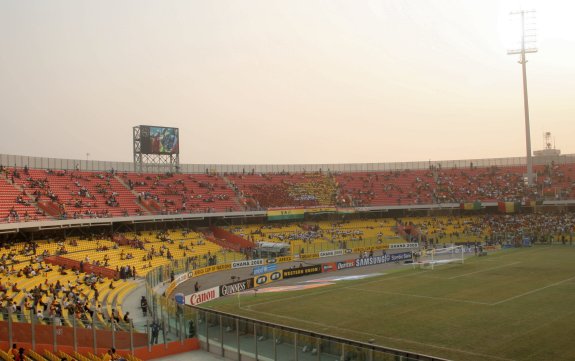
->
<box><xmin>417</xmin><ymin>245</ymin><xmax>465</xmax><ymax>270</ymax></box>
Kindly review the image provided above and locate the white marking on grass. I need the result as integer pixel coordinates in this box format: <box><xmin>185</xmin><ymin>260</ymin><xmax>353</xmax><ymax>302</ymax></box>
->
<box><xmin>239</xmin><ymin>306</ymin><xmax>515</xmax><ymax>361</ymax></box>
<box><xmin>448</xmin><ymin>262</ymin><xmax>521</xmax><ymax>279</ymax></box>
<box><xmin>349</xmin><ymin>287</ymin><xmax>493</xmax><ymax>306</ymax></box>
<box><xmin>244</xmin><ymin>288</ymin><xmax>339</xmax><ymax>309</ymax></box>
<box><xmin>491</xmin><ymin>275</ymin><xmax>575</xmax><ymax>305</ymax></box>
<box><xmin>245</xmin><ymin>270</ymin><xmax>429</xmax><ymax>309</ymax></box>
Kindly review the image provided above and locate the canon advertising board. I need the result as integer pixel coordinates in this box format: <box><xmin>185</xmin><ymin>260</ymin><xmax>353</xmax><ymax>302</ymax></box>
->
<box><xmin>185</xmin><ymin>287</ymin><xmax>220</xmax><ymax>306</ymax></box>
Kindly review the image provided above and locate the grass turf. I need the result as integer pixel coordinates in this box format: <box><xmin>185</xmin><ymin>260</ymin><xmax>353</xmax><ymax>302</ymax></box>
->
<box><xmin>203</xmin><ymin>246</ymin><xmax>575</xmax><ymax>361</ymax></box>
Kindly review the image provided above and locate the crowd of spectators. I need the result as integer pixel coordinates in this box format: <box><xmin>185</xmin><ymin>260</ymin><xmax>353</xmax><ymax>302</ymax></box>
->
<box><xmin>407</xmin><ymin>213</ymin><xmax>575</xmax><ymax>246</ymax></box>
<box><xmin>125</xmin><ymin>172</ymin><xmax>238</xmax><ymax>214</ymax></box>
<box><xmin>228</xmin><ymin>172</ymin><xmax>337</xmax><ymax>209</ymax></box>
<box><xmin>2</xmin><ymin>163</ymin><xmax>575</xmax><ymax>223</ymax></box>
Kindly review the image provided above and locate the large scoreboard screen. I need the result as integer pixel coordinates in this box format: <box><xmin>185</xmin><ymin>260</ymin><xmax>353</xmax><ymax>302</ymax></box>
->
<box><xmin>140</xmin><ymin>126</ymin><xmax>179</xmax><ymax>155</ymax></box>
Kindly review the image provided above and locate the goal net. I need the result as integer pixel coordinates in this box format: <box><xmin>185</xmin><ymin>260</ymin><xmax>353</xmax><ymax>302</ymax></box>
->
<box><xmin>413</xmin><ymin>245</ymin><xmax>465</xmax><ymax>270</ymax></box>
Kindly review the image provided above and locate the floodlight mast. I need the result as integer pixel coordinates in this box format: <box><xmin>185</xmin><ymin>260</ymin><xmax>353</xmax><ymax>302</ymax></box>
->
<box><xmin>508</xmin><ymin>10</ymin><xmax>537</xmax><ymax>187</ymax></box>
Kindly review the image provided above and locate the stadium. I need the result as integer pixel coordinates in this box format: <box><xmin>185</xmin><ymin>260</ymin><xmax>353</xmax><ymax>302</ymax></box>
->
<box><xmin>2</xmin><ymin>2</ymin><xmax>575</xmax><ymax>361</ymax></box>
<box><xmin>1</xmin><ymin>142</ymin><xmax>575</xmax><ymax>361</ymax></box>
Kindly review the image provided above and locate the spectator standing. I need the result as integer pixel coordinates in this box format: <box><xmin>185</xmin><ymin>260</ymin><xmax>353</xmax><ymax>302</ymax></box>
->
<box><xmin>10</xmin><ymin>344</ymin><xmax>18</xmax><ymax>360</ymax></box>
<box><xmin>151</xmin><ymin>320</ymin><xmax>161</xmax><ymax>344</ymax></box>
<box><xmin>140</xmin><ymin>296</ymin><xmax>148</xmax><ymax>317</ymax></box>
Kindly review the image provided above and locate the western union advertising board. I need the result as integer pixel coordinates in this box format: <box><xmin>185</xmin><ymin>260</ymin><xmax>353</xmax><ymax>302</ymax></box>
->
<box><xmin>282</xmin><ymin>265</ymin><xmax>322</xmax><ymax>279</ymax></box>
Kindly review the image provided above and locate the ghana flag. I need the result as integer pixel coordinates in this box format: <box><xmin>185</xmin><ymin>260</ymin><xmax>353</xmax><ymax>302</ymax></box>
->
<box><xmin>337</xmin><ymin>207</ymin><xmax>357</xmax><ymax>215</ymax></box>
<box><xmin>460</xmin><ymin>201</ymin><xmax>482</xmax><ymax>210</ymax></box>
<box><xmin>498</xmin><ymin>202</ymin><xmax>521</xmax><ymax>213</ymax></box>
<box><xmin>305</xmin><ymin>206</ymin><xmax>337</xmax><ymax>214</ymax></box>
<box><xmin>267</xmin><ymin>208</ymin><xmax>305</xmax><ymax>221</ymax></box>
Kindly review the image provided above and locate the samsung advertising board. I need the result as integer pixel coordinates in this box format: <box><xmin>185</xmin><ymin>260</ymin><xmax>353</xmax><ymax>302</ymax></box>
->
<box><xmin>140</xmin><ymin>126</ymin><xmax>179</xmax><ymax>155</ymax></box>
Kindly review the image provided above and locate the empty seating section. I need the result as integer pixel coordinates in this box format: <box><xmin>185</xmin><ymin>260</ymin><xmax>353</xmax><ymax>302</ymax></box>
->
<box><xmin>227</xmin><ymin>173</ymin><xmax>337</xmax><ymax>208</ymax></box>
<box><xmin>226</xmin><ymin>217</ymin><xmax>495</xmax><ymax>254</ymax></box>
<box><xmin>60</xmin><ymin>230</ymin><xmax>237</xmax><ymax>275</ymax></box>
<box><xmin>336</xmin><ymin>170</ymin><xmax>436</xmax><ymax>206</ymax></box>
<box><xmin>0</xmin><ymin>176</ymin><xmax>48</xmax><ymax>222</ymax></box>
<box><xmin>1</xmin><ymin>163</ymin><xmax>575</xmax><ymax>223</ymax></box>
<box><xmin>7</xmin><ymin>168</ymin><xmax>143</xmax><ymax>219</ymax></box>
<box><xmin>335</xmin><ymin>164</ymin><xmax>575</xmax><ymax>206</ymax></box>
<box><xmin>120</xmin><ymin>173</ymin><xmax>240</xmax><ymax>213</ymax></box>
<box><xmin>226</xmin><ymin>219</ymin><xmax>402</xmax><ymax>254</ymax></box>
<box><xmin>432</xmin><ymin>166</ymin><xmax>530</xmax><ymax>203</ymax></box>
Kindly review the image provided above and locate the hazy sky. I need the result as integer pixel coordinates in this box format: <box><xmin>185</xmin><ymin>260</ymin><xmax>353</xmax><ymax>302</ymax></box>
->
<box><xmin>1</xmin><ymin>0</ymin><xmax>574</xmax><ymax>165</ymax></box>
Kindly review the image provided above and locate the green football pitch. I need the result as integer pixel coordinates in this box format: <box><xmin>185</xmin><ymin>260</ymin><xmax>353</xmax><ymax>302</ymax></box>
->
<box><xmin>204</xmin><ymin>246</ymin><xmax>575</xmax><ymax>361</ymax></box>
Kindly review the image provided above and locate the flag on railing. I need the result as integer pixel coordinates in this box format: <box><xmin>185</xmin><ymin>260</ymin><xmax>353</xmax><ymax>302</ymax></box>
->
<box><xmin>498</xmin><ymin>201</ymin><xmax>521</xmax><ymax>213</ymax></box>
<box><xmin>460</xmin><ymin>201</ymin><xmax>482</xmax><ymax>210</ymax></box>
<box><xmin>267</xmin><ymin>207</ymin><xmax>305</xmax><ymax>221</ymax></box>
<box><xmin>336</xmin><ymin>207</ymin><xmax>357</xmax><ymax>214</ymax></box>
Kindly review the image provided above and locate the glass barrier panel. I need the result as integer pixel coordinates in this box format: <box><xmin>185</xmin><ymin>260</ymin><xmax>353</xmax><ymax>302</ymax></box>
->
<box><xmin>297</xmin><ymin>334</ymin><xmax>319</xmax><ymax>361</ymax></box>
<box><xmin>343</xmin><ymin>344</ymin><xmax>369</xmax><ymax>361</ymax></box>
<box><xmin>372</xmin><ymin>349</ymin><xmax>399</xmax><ymax>361</ymax></box>
<box><xmin>238</xmin><ymin>319</ymin><xmax>256</xmax><ymax>359</ymax></box>
<box><xmin>205</xmin><ymin>312</ymin><xmax>222</xmax><ymax>354</ymax></box>
<box><xmin>221</xmin><ymin>315</ymin><xmax>238</xmax><ymax>357</ymax></box>
<box><xmin>255</xmin><ymin>324</ymin><xmax>275</xmax><ymax>361</ymax></box>
<box><xmin>275</xmin><ymin>329</ymin><xmax>296</xmax><ymax>361</ymax></box>
<box><xmin>196</xmin><ymin>310</ymin><xmax>206</xmax><ymax>340</ymax></box>
<box><xmin>319</xmin><ymin>339</ymin><xmax>343</xmax><ymax>361</ymax></box>
<box><xmin>182</xmin><ymin>307</ymin><xmax>196</xmax><ymax>340</ymax></box>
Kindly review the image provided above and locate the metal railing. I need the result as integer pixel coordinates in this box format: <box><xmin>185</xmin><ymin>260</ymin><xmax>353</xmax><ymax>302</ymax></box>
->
<box><xmin>1</xmin><ymin>307</ymin><xmax>146</xmax><ymax>353</ymax></box>
<box><xmin>193</xmin><ymin>306</ymin><xmax>448</xmax><ymax>361</ymax></box>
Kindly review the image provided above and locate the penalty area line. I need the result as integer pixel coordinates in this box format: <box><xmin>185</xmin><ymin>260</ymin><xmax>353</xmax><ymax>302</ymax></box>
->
<box><xmin>491</xmin><ymin>275</ymin><xmax>575</xmax><ymax>306</ymax></box>
<box><xmin>349</xmin><ymin>287</ymin><xmax>493</xmax><ymax>306</ymax></box>
<box><xmin>448</xmin><ymin>262</ymin><xmax>521</xmax><ymax>279</ymax></box>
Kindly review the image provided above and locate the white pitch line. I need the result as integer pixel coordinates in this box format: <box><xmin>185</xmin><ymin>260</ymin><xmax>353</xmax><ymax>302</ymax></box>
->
<box><xmin>244</xmin><ymin>288</ymin><xmax>339</xmax><ymax>309</ymax></box>
<box><xmin>491</xmin><ymin>275</ymin><xmax>575</xmax><ymax>306</ymax></box>
<box><xmin>349</xmin><ymin>287</ymin><xmax>493</xmax><ymax>306</ymax></box>
<box><xmin>245</xmin><ymin>269</ymin><xmax>431</xmax><ymax>309</ymax></box>
<box><xmin>448</xmin><ymin>262</ymin><xmax>521</xmax><ymax>279</ymax></box>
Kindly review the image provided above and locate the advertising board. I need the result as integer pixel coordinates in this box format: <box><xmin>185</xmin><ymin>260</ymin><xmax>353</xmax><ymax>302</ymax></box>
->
<box><xmin>253</xmin><ymin>264</ymin><xmax>277</xmax><ymax>275</ymax></box>
<box><xmin>232</xmin><ymin>259</ymin><xmax>265</xmax><ymax>269</ymax></box>
<box><xmin>282</xmin><ymin>265</ymin><xmax>322</xmax><ymax>279</ymax></box>
<box><xmin>219</xmin><ymin>278</ymin><xmax>255</xmax><ymax>296</ymax></box>
<box><xmin>336</xmin><ymin>259</ymin><xmax>356</xmax><ymax>271</ymax></box>
<box><xmin>322</xmin><ymin>262</ymin><xmax>337</xmax><ymax>273</ymax></box>
<box><xmin>319</xmin><ymin>249</ymin><xmax>345</xmax><ymax>258</ymax></box>
<box><xmin>388</xmin><ymin>243</ymin><xmax>419</xmax><ymax>249</ymax></box>
<box><xmin>253</xmin><ymin>271</ymin><xmax>283</xmax><ymax>286</ymax></box>
<box><xmin>190</xmin><ymin>263</ymin><xmax>232</xmax><ymax>277</ymax></box>
<box><xmin>354</xmin><ymin>251</ymin><xmax>412</xmax><ymax>268</ymax></box>
<box><xmin>185</xmin><ymin>287</ymin><xmax>220</xmax><ymax>306</ymax></box>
